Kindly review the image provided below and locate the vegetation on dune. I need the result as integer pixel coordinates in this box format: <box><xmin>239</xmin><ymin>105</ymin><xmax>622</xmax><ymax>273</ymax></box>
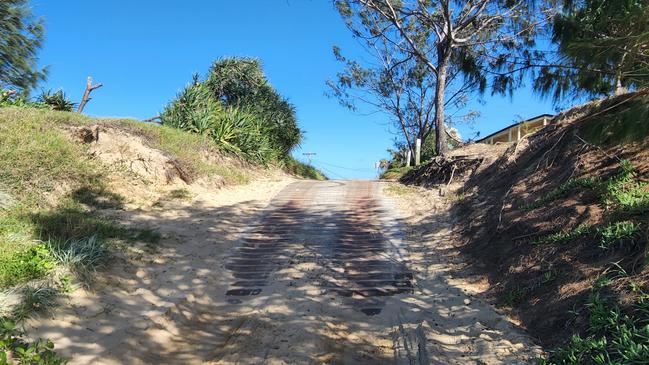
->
<box><xmin>161</xmin><ymin>58</ymin><xmax>305</xmax><ymax>167</ymax></box>
<box><xmin>0</xmin><ymin>318</ymin><xmax>65</xmax><ymax>365</ymax></box>
<box><xmin>527</xmin><ymin>158</ymin><xmax>648</xmax><ymax>255</ymax></box>
<box><xmin>541</xmin><ymin>282</ymin><xmax>649</xmax><ymax>364</ymax></box>
<box><xmin>281</xmin><ymin>157</ymin><xmax>327</xmax><ymax>181</ymax></box>
<box><xmin>379</xmin><ymin>166</ymin><xmax>412</xmax><ymax>180</ymax></box>
<box><xmin>0</xmin><ymin>108</ymin><xmax>231</xmax><ymax>328</ymax></box>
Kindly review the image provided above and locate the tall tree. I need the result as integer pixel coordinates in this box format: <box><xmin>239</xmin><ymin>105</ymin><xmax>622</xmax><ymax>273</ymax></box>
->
<box><xmin>335</xmin><ymin>0</ymin><xmax>548</xmax><ymax>155</ymax></box>
<box><xmin>328</xmin><ymin>25</ymin><xmax>481</xmax><ymax>157</ymax></box>
<box><xmin>534</xmin><ymin>0</ymin><xmax>649</xmax><ymax>102</ymax></box>
<box><xmin>0</xmin><ymin>0</ymin><xmax>46</xmax><ymax>93</ymax></box>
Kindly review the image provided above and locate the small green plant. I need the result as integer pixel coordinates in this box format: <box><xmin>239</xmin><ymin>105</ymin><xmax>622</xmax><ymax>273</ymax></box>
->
<box><xmin>0</xmin><ymin>318</ymin><xmax>66</xmax><ymax>364</ymax></box>
<box><xmin>0</xmin><ymin>244</ymin><xmax>55</xmax><ymax>288</ymax></box>
<box><xmin>504</xmin><ymin>286</ymin><xmax>527</xmax><ymax>307</ymax></box>
<box><xmin>598</xmin><ymin>221</ymin><xmax>640</xmax><ymax>249</ymax></box>
<box><xmin>47</xmin><ymin>235</ymin><xmax>110</xmax><ymax>283</ymax></box>
<box><xmin>602</xmin><ymin>161</ymin><xmax>649</xmax><ymax>214</ymax></box>
<box><xmin>541</xmin><ymin>270</ymin><xmax>559</xmax><ymax>284</ymax></box>
<box><xmin>37</xmin><ymin>90</ymin><xmax>75</xmax><ymax>112</ymax></box>
<box><xmin>541</xmin><ymin>293</ymin><xmax>649</xmax><ymax>364</ymax></box>
<box><xmin>10</xmin><ymin>284</ymin><xmax>60</xmax><ymax>322</ymax></box>
<box><xmin>521</xmin><ymin>177</ymin><xmax>599</xmax><ymax>211</ymax></box>
<box><xmin>532</xmin><ymin>223</ymin><xmax>594</xmax><ymax>245</ymax></box>
<box><xmin>379</xmin><ymin>166</ymin><xmax>413</xmax><ymax>180</ymax></box>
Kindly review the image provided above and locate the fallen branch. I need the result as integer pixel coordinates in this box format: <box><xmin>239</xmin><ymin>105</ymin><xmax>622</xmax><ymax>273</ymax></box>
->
<box><xmin>143</xmin><ymin>116</ymin><xmax>162</xmax><ymax>124</ymax></box>
<box><xmin>77</xmin><ymin>76</ymin><xmax>103</xmax><ymax>113</ymax></box>
<box><xmin>447</xmin><ymin>166</ymin><xmax>457</xmax><ymax>186</ymax></box>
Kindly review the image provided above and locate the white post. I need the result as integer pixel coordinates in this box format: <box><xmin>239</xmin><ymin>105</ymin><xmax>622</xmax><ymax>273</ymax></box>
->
<box><xmin>406</xmin><ymin>150</ymin><xmax>412</xmax><ymax>167</ymax></box>
<box><xmin>415</xmin><ymin>138</ymin><xmax>421</xmax><ymax>166</ymax></box>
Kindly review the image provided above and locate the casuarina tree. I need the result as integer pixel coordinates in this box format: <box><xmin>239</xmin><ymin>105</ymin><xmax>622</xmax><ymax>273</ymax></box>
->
<box><xmin>535</xmin><ymin>0</ymin><xmax>649</xmax><ymax>103</ymax></box>
<box><xmin>0</xmin><ymin>0</ymin><xmax>46</xmax><ymax>94</ymax></box>
<box><xmin>334</xmin><ymin>0</ymin><xmax>551</xmax><ymax>156</ymax></box>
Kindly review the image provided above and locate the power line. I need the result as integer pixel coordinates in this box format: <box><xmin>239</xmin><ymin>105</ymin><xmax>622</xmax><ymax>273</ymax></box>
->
<box><xmin>311</xmin><ymin>162</ymin><xmax>348</xmax><ymax>180</ymax></box>
<box><xmin>311</xmin><ymin>159</ymin><xmax>375</xmax><ymax>172</ymax></box>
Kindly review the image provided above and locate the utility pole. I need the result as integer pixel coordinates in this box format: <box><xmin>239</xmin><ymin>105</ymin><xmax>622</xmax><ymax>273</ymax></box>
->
<box><xmin>415</xmin><ymin>138</ymin><xmax>421</xmax><ymax>166</ymax></box>
<box><xmin>302</xmin><ymin>152</ymin><xmax>316</xmax><ymax>165</ymax></box>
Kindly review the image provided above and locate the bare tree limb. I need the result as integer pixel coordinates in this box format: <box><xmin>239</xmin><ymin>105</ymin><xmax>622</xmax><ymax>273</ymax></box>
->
<box><xmin>77</xmin><ymin>76</ymin><xmax>103</xmax><ymax>113</ymax></box>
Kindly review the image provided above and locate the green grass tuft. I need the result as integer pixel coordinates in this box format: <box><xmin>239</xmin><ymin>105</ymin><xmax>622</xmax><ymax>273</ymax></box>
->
<box><xmin>598</xmin><ymin>221</ymin><xmax>641</xmax><ymax>249</ymax></box>
<box><xmin>532</xmin><ymin>223</ymin><xmax>594</xmax><ymax>245</ymax></box>
<box><xmin>10</xmin><ymin>284</ymin><xmax>60</xmax><ymax>322</ymax></box>
<box><xmin>541</xmin><ymin>291</ymin><xmax>649</xmax><ymax>364</ymax></box>
<box><xmin>521</xmin><ymin>177</ymin><xmax>599</xmax><ymax>211</ymax></box>
<box><xmin>504</xmin><ymin>286</ymin><xmax>527</xmax><ymax>307</ymax></box>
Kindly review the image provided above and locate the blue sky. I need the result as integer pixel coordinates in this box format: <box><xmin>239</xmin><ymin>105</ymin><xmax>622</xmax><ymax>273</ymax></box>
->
<box><xmin>33</xmin><ymin>0</ymin><xmax>557</xmax><ymax>179</ymax></box>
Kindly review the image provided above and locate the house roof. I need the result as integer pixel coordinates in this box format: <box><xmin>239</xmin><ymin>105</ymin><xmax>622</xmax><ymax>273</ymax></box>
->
<box><xmin>477</xmin><ymin>113</ymin><xmax>554</xmax><ymax>142</ymax></box>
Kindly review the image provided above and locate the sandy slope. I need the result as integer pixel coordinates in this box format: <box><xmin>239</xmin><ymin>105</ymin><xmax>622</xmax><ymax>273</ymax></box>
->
<box><xmin>28</xmin><ymin>179</ymin><xmax>541</xmax><ymax>364</ymax></box>
<box><xmin>27</xmin><ymin>178</ymin><xmax>293</xmax><ymax>364</ymax></box>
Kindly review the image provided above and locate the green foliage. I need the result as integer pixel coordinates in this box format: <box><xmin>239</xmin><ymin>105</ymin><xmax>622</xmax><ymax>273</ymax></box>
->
<box><xmin>541</xmin><ymin>293</ymin><xmax>649</xmax><ymax>364</ymax></box>
<box><xmin>281</xmin><ymin>157</ymin><xmax>327</xmax><ymax>180</ymax></box>
<box><xmin>37</xmin><ymin>90</ymin><xmax>75</xmax><ymax>112</ymax></box>
<box><xmin>504</xmin><ymin>286</ymin><xmax>527</xmax><ymax>307</ymax></box>
<box><xmin>206</xmin><ymin>57</ymin><xmax>302</xmax><ymax>156</ymax></box>
<box><xmin>0</xmin><ymin>245</ymin><xmax>54</xmax><ymax>288</ymax></box>
<box><xmin>0</xmin><ymin>93</ymin><xmax>47</xmax><ymax>109</ymax></box>
<box><xmin>533</xmin><ymin>223</ymin><xmax>594</xmax><ymax>245</ymax></box>
<box><xmin>161</xmin><ymin>58</ymin><xmax>303</xmax><ymax>165</ymax></box>
<box><xmin>598</xmin><ymin>221</ymin><xmax>640</xmax><ymax>249</ymax></box>
<box><xmin>0</xmin><ymin>0</ymin><xmax>47</xmax><ymax>93</ymax></box>
<box><xmin>528</xmin><ymin>160</ymin><xmax>647</xmax><ymax>248</ymax></box>
<box><xmin>379</xmin><ymin>166</ymin><xmax>413</xmax><ymax>180</ymax></box>
<box><xmin>112</xmin><ymin>117</ymin><xmax>251</xmax><ymax>184</ymax></box>
<box><xmin>214</xmin><ymin>106</ymin><xmax>279</xmax><ymax>164</ymax></box>
<box><xmin>46</xmin><ymin>235</ymin><xmax>110</xmax><ymax>283</ymax></box>
<box><xmin>10</xmin><ymin>285</ymin><xmax>60</xmax><ymax>322</ymax></box>
<box><xmin>522</xmin><ymin>177</ymin><xmax>599</xmax><ymax>211</ymax></box>
<box><xmin>0</xmin><ymin>108</ymin><xmax>161</xmax><ymax>290</ymax></box>
<box><xmin>0</xmin><ymin>318</ymin><xmax>66</xmax><ymax>364</ymax></box>
<box><xmin>535</xmin><ymin>0</ymin><xmax>649</xmax><ymax>102</ymax></box>
<box><xmin>159</xmin><ymin>77</ymin><xmax>219</xmax><ymax>135</ymax></box>
<box><xmin>582</xmin><ymin>98</ymin><xmax>649</xmax><ymax>146</ymax></box>
<box><xmin>602</xmin><ymin>160</ymin><xmax>649</xmax><ymax>214</ymax></box>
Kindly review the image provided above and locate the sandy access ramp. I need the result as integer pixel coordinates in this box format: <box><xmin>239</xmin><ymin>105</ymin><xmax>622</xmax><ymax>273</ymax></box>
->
<box><xmin>28</xmin><ymin>180</ymin><xmax>541</xmax><ymax>364</ymax></box>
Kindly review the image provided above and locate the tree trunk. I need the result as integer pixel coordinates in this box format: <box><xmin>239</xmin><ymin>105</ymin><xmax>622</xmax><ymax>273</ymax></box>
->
<box><xmin>614</xmin><ymin>48</ymin><xmax>628</xmax><ymax>96</ymax></box>
<box><xmin>434</xmin><ymin>48</ymin><xmax>451</xmax><ymax>157</ymax></box>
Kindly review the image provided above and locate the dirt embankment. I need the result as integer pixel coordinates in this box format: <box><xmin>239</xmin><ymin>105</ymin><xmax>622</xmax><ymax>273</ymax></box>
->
<box><xmin>399</xmin><ymin>142</ymin><xmax>510</xmax><ymax>187</ymax></box>
<box><xmin>21</xmin><ymin>120</ymin><xmax>296</xmax><ymax>363</ymax></box>
<box><xmin>401</xmin><ymin>90</ymin><xmax>649</xmax><ymax>348</ymax></box>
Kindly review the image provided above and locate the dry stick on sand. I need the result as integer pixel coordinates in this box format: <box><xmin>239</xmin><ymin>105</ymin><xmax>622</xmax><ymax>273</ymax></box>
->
<box><xmin>78</xmin><ymin>76</ymin><xmax>104</xmax><ymax>113</ymax></box>
<box><xmin>447</xmin><ymin>166</ymin><xmax>457</xmax><ymax>186</ymax></box>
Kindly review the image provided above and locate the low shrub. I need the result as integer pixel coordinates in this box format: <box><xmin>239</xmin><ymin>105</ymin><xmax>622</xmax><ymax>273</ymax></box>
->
<box><xmin>0</xmin><ymin>318</ymin><xmax>66</xmax><ymax>364</ymax></box>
